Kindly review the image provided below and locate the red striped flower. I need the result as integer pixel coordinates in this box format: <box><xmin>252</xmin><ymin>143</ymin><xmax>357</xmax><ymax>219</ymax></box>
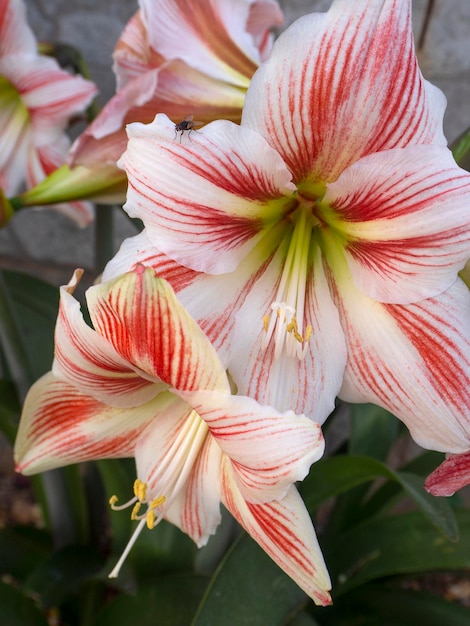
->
<box><xmin>105</xmin><ymin>0</ymin><xmax>470</xmax><ymax>483</ymax></box>
<box><xmin>69</xmin><ymin>0</ymin><xmax>283</xmax><ymax>174</ymax></box>
<box><xmin>14</xmin><ymin>266</ymin><xmax>331</xmax><ymax>605</ymax></box>
<box><xmin>0</xmin><ymin>0</ymin><xmax>97</xmax><ymax>225</ymax></box>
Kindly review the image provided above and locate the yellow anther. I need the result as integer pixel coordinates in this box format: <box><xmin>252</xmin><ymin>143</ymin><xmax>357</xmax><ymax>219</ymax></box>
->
<box><xmin>109</xmin><ymin>495</ymin><xmax>119</xmax><ymax>506</ymax></box>
<box><xmin>131</xmin><ymin>502</ymin><xmax>141</xmax><ymax>520</ymax></box>
<box><xmin>133</xmin><ymin>479</ymin><xmax>147</xmax><ymax>502</ymax></box>
<box><xmin>263</xmin><ymin>315</ymin><xmax>270</xmax><ymax>332</ymax></box>
<box><xmin>305</xmin><ymin>325</ymin><xmax>313</xmax><ymax>341</ymax></box>
<box><xmin>146</xmin><ymin>509</ymin><xmax>156</xmax><ymax>530</ymax></box>
<box><xmin>150</xmin><ymin>496</ymin><xmax>166</xmax><ymax>509</ymax></box>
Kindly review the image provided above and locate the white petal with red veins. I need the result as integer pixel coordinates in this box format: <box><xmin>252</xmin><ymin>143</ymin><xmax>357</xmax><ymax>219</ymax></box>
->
<box><xmin>242</xmin><ymin>0</ymin><xmax>446</xmax><ymax>184</ymax></box>
<box><xmin>14</xmin><ymin>373</ymin><xmax>176</xmax><ymax>474</ymax></box>
<box><xmin>140</xmin><ymin>0</ymin><xmax>266</xmax><ymax>85</ymax></box>
<box><xmin>323</xmin><ymin>145</ymin><xmax>470</xmax><ymax>303</ymax></box>
<box><xmin>333</xmin><ymin>272</ymin><xmax>470</xmax><ymax>453</ymax></box>
<box><xmin>177</xmin><ymin>389</ymin><xmax>324</xmax><ymax>503</ymax></box>
<box><xmin>87</xmin><ymin>268</ymin><xmax>230</xmax><ymax>393</ymax></box>
<box><xmin>221</xmin><ymin>469</ymin><xmax>332</xmax><ymax>606</ymax></box>
<box><xmin>230</xmin><ymin>245</ymin><xmax>347</xmax><ymax>421</ymax></box>
<box><xmin>120</xmin><ymin>114</ymin><xmax>295</xmax><ymax>274</ymax></box>
<box><xmin>54</xmin><ymin>272</ymin><xmax>162</xmax><ymax>408</ymax></box>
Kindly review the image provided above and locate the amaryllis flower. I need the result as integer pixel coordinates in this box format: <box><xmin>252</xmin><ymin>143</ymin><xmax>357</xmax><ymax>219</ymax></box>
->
<box><xmin>103</xmin><ymin>0</ymin><xmax>470</xmax><ymax>484</ymax></box>
<box><xmin>14</xmin><ymin>266</ymin><xmax>331</xmax><ymax>605</ymax></box>
<box><xmin>68</xmin><ymin>0</ymin><xmax>283</xmax><ymax>173</ymax></box>
<box><xmin>0</xmin><ymin>0</ymin><xmax>97</xmax><ymax>225</ymax></box>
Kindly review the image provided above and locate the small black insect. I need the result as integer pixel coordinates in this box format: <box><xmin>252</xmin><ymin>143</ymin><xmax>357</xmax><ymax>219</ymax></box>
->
<box><xmin>174</xmin><ymin>115</ymin><xmax>203</xmax><ymax>142</ymax></box>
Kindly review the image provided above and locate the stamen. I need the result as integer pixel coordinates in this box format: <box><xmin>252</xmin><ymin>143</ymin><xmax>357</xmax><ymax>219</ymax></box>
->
<box><xmin>261</xmin><ymin>206</ymin><xmax>314</xmax><ymax>360</ymax></box>
<box><xmin>108</xmin><ymin>482</ymin><xmax>166</xmax><ymax>578</ymax></box>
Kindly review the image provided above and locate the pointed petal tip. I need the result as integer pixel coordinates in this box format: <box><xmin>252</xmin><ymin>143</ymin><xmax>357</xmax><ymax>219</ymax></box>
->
<box><xmin>425</xmin><ymin>451</ymin><xmax>470</xmax><ymax>497</ymax></box>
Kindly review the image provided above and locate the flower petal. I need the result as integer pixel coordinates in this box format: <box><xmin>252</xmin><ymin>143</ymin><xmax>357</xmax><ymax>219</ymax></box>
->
<box><xmin>332</xmin><ymin>271</ymin><xmax>470</xmax><ymax>453</ymax></box>
<box><xmin>16</xmin><ymin>56</ymin><xmax>97</xmax><ymax>141</ymax></box>
<box><xmin>230</xmin><ymin>245</ymin><xmax>346</xmax><ymax>421</ymax></box>
<box><xmin>425</xmin><ymin>452</ymin><xmax>470</xmax><ymax>496</ymax></box>
<box><xmin>136</xmin><ymin>403</ymin><xmax>223</xmax><ymax>546</ymax></box>
<box><xmin>87</xmin><ymin>267</ymin><xmax>230</xmax><ymax>393</ymax></box>
<box><xmin>54</xmin><ymin>270</ymin><xmax>162</xmax><ymax>408</ymax></box>
<box><xmin>323</xmin><ymin>145</ymin><xmax>470</xmax><ymax>303</ymax></box>
<box><xmin>70</xmin><ymin>62</ymin><xmax>247</xmax><ymax>168</ymax></box>
<box><xmin>177</xmin><ymin>390</ymin><xmax>324</xmax><ymax>503</ymax></box>
<box><xmin>120</xmin><ymin>114</ymin><xmax>295</xmax><ymax>274</ymax></box>
<box><xmin>14</xmin><ymin>372</ymin><xmax>175</xmax><ymax>475</ymax></box>
<box><xmin>0</xmin><ymin>0</ymin><xmax>36</xmax><ymax>56</ymax></box>
<box><xmin>242</xmin><ymin>0</ymin><xmax>447</xmax><ymax>183</ymax></box>
<box><xmin>112</xmin><ymin>11</ymin><xmax>165</xmax><ymax>89</ymax></box>
<box><xmin>221</xmin><ymin>472</ymin><xmax>332</xmax><ymax>606</ymax></box>
<box><xmin>102</xmin><ymin>228</ymin><xmax>281</xmax><ymax>369</ymax></box>
<box><xmin>139</xmin><ymin>0</ymin><xmax>278</xmax><ymax>85</ymax></box>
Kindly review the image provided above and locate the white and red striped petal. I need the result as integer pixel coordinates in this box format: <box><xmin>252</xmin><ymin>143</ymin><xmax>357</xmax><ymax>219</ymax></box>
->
<box><xmin>70</xmin><ymin>62</ymin><xmax>246</xmax><ymax>169</ymax></box>
<box><xmin>136</xmin><ymin>403</ymin><xmax>223</xmax><ymax>546</ymax></box>
<box><xmin>54</xmin><ymin>270</ymin><xmax>161</xmax><ymax>408</ymax></box>
<box><xmin>139</xmin><ymin>0</ymin><xmax>280</xmax><ymax>86</ymax></box>
<box><xmin>14</xmin><ymin>373</ymin><xmax>175</xmax><ymax>475</ymax></box>
<box><xmin>333</xmin><ymin>271</ymin><xmax>470</xmax><ymax>454</ymax></box>
<box><xmin>177</xmin><ymin>390</ymin><xmax>324</xmax><ymax>503</ymax></box>
<box><xmin>230</xmin><ymin>244</ymin><xmax>346</xmax><ymax>421</ymax></box>
<box><xmin>113</xmin><ymin>10</ymin><xmax>165</xmax><ymax>88</ymax></box>
<box><xmin>323</xmin><ymin>145</ymin><xmax>470</xmax><ymax>304</ymax></box>
<box><xmin>86</xmin><ymin>267</ymin><xmax>230</xmax><ymax>393</ymax></box>
<box><xmin>102</xmin><ymin>229</ymin><xmax>281</xmax><ymax>368</ymax></box>
<box><xmin>221</xmin><ymin>471</ymin><xmax>331</xmax><ymax>606</ymax></box>
<box><xmin>0</xmin><ymin>0</ymin><xmax>36</xmax><ymax>56</ymax></box>
<box><xmin>246</xmin><ymin>1</ymin><xmax>283</xmax><ymax>61</ymax></box>
<box><xmin>425</xmin><ymin>452</ymin><xmax>470</xmax><ymax>496</ymax></box>
<box><xmin>16</xmin><ymin>56</ymin><xmax>97</xmax><ymax>141</ymax></box>
<box><xmin>242</xmin><ymin>0</ymin><xmax>446</xmax><ymax>184</ymax></box>
<box><xmin>121</xmin><ymin>114</ymin><xmax>295</xmax><ymax>274</ymax></box>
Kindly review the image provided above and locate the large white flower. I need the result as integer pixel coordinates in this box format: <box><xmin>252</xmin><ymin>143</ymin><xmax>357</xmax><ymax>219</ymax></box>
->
<box><xmin>104</xmin><ymin>0</ymin><xmax>470</xmax><ymax>476</ymax></box>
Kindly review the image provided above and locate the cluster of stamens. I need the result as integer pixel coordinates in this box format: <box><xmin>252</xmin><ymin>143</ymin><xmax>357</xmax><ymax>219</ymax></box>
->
<box><xmin>109</xmin><ymin>478</ymin><xmax>165</xmax><ymax>530</ymax></box>
<box><xmin>262</xmin><ymin>302</ymin><xmax>312</xmax><ymax>359</ymax></box>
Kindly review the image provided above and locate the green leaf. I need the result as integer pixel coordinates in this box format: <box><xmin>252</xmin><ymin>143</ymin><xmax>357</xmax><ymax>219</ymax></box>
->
<box><xmin>0</xmin><ymin>526</ymin><xmax>51</xmax><ymax>582</ymax></box>
<box><xmin>451</xmin><ymin>126</ymin><xmax>470</xmax><ymax>170</ymax></box>
<box><xmin>349</xmin><ymin>404</ymin><xmax>400</xmax><ymax>460</ymax></box>
<box><xmin>0</xmin><ymin>270</ymin><xmax>59</xmax><ymax>382</ymax></box>
<box><xmin>0</xmin><ymin>379</ymin><xmax>20</xmax><ymax>442</ymax></box>
<box><xmin>317</xmin><ymin>583</ymin><xmax>470</xmax><ymax>625</ymax></box>
<box><xmin>94</xmin><ymin>575</ymin><xmax>209</xmax><ymax>626</ymax></box>
<box><xmin>193</xmin><ymin>532</ymin><xmax>308</xmax><ymax>626</ymax></box>
<box><xmin>0</xmin><ymin>580</ymin><xmax>48</xmax><ymax>626</ymax></box>
<box><xmin>24</xmin><ymin>544</ymin><xmax>103</xmax><ymax>609</ymax></box>
<box><xmin>300</xmin><ymin>455</ymin><xmax>457</xmax><ymax>540</ymax></box>
<box><xmin>326</xmin><ymin>510</ymin><xmax>470</xmax><ymax>597</ymax></box>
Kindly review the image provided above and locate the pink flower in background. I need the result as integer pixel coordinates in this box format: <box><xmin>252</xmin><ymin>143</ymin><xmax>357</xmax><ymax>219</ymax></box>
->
<box><xmin>68</xmin><ymin>0</ymin><xmax>283</xmax><ymax>170</ymax></box>
<box><xmin>14</xmin><ymin>266</ymin><xmax>331</xmax><ymax>605</ymax></box>
<box><xmin>103</xmin><ymin>0</ymin><xmax>470</xmax><ymax>489</ymax></box>
<box><xmin>0</xmin><ymin>0</ymin><xmax>97</xmax><ymax>225</ymax></box>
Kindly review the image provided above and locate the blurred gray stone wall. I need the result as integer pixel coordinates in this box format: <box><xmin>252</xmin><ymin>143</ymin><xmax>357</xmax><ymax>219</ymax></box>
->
<box><xmin>0</xmin><ymin>0</ymin><xmax>468</xmax><ymax>287</ymax></box>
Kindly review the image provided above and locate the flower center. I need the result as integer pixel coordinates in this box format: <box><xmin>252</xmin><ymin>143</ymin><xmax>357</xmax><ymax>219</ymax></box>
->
<box><xmin>262</xmin><ymin>205</ymin><xmax>316</xmax><ymax>360</ymax></box>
